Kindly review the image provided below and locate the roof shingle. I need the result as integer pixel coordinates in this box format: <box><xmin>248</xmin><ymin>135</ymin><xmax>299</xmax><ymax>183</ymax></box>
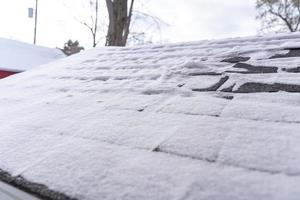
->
<box><xmin>0</xmin><ymin>33</ymin><xmax>300</xmax><ymax>200</ymax></box>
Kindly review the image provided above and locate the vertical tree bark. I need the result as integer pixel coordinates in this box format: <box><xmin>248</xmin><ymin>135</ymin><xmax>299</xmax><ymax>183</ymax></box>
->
<box><xmin>105</xmin><ymin>0</ymin><xmax>134</xmax><ymax>46</ymax></box>
<box><xmin>122</xmin><ymin>0</ymin><xmax>134</xmax><ymax>45</ymax></box>
<box><xmin>93</xmin><ymin>0</ymin><xmax>99</xmax><ymax>47</ymax></box>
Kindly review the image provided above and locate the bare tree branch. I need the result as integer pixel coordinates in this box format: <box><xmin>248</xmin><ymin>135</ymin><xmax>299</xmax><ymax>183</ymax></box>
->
<box><xmin>257</xmin><ymin>0</ymin><xmax>300</xmax><ymax>33</ymax></box>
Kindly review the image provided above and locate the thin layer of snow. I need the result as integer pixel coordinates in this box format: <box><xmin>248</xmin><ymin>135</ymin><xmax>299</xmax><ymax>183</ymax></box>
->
<box><xmin>23</xmin><ymin>138</ymin><xmax>300</xmax><ymax>200</ymax></box>
<box><xmin>0</xmin><ymin>38</ymin><xmax>65</xmax><ymax>71</ymax></box>
<box><xmin>0</xmin><ymin>33</ymin><xmax>300</xmax><ymax>200</ymax></box>
<box><xmin>158</xmin><ymin>94</ymin><xmax>229</xmax><ymax>116</ymax></box>
<box><xmin>221</xmin><ymin>93</ymin><xmax>300</xmax><ymax>123</ymax></box>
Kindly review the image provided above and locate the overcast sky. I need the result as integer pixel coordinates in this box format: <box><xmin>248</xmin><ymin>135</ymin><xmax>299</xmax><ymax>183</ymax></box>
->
<box><xmin>0</xmin><ymin>0</ymin><xmax>259</xmax><ymax>49</ymax></box>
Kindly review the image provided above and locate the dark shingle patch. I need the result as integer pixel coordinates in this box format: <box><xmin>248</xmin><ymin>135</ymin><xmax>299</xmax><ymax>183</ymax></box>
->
<box><xmin>153</xmin><ymin>147</ymin><xmax>218</xmax><ymax>163</ymax></box>
<box><xmin>218</xmin><ymin>94</ymin><xmax>234</xmax><ymax>100</ymax></box>
<box><xmin>235</xmin><ymin>82</ymin><xmax>300</xmax><ymax>93</ymax></box>
<box><xmin>221</xmin><ymin>56</ymin><xmax>250</xmax><ymax>63</ymax></box>
<box><xmin>152</xmin><ymin>146</ymin><xmax>160</xmax><ymax>152</ymax></box>
<box><xmin>192</xmin><ymin>76</ymin><xmax>229</xmax><ymax>92</ymax></box>
<box><xmin>188</xmin><ymin>72</ymin><xmax>223</xmax><ymax>76</ymax></box>
<box><xmin>270</xmin><ymin>48</ymin><xmax>300</xmax><ymax>59</ymax></box>
<box><xmin>282</xmin><ymin>67</ymin><xmax>300</xmax><ymax>73</ymax></box>
<box><xmin>220</xmin><ymin>84</ymin><xmax>236</xmax><ymax>93</ymax></box>
<box><xmin>226</xmin><ymin>63</ymin><xmax>278</xmax><ymax>74</ymax></box>
<box><xmin>0</xmin><ymin>169</ymin><xmax>76</xmax><ymax>200</ymax></box>
<box><xmin>177</xmin><ymin>83</ymin><xmax>185</xmax><ymax>88</ymax></box>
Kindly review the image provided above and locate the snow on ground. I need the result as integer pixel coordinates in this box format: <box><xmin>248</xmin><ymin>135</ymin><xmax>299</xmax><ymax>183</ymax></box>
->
<box><xmin>0</xmin><ymin>38</ymin><xmax>65</xmax><ymax>72</ymax></box>
<box><xmin>0</xmin><ymin>33</ymin><xmax>300</xmax><ymax>200</ymax></box>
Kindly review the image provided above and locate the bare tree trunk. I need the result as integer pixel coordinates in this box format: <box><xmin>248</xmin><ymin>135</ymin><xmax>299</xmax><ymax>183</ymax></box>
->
<box><xmin>122</xmin><ymin>0</ymin><xmax>134</xmax><ymax>45</ymax></box>
<box><xmin>81</xmin><ymin>0</ymin><xmax>99</xmax><ymax>47</ymax></box>
<box><xmin>93</xmin><ymin>0</ymin><xmax>99</xmax><ymax>47</ymax></box>
<box><xmin>105</xmin><ymin>0</ymin><xmax>134</xmax><ymax>46</ymax></box>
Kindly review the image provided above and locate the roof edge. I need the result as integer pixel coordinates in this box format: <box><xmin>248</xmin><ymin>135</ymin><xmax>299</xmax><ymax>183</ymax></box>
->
<box><xmin>0</xmin><ymin>67</ymin><xmax>23</xmax><ymax>73</ymax></box>
<box><xmin>0</xmin><ymin>169</ymin><xmax>76</xmax><ymax>200</ymax></box>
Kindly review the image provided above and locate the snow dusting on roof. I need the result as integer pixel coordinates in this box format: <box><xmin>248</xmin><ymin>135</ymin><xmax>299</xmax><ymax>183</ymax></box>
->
<box><xmin>0</xmin><ymin>38</ymin><xmax>65</xmax><ymax>72</ymax></box>
<box><xmin>0</xmin><ymin>33</ymin><xmax>300</xmax><ymax>200</ymax></box>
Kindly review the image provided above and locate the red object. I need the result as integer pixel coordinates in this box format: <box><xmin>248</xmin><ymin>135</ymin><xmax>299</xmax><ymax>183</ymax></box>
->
<box><xmin>0</xmin><ymin>70</ymin><xmax>20</xmax><ymax>79</ymax></box>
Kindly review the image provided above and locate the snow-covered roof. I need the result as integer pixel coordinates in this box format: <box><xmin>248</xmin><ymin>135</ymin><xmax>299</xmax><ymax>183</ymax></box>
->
<box><xmin>0</xmin><ymin>33</ymin><xmax>300</xmax><ymax>200</ymax></box>
<box><xmin>0</xmin><ymin>38</ymin><xmax>65</xmax><ymax>72</ymax></box>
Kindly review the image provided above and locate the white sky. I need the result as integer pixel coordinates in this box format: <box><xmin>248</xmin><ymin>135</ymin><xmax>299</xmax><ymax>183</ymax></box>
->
<box><xmin>0</xmin><ymin>0</ymin><xmax>259</xmax><ymax>49</ymax></box>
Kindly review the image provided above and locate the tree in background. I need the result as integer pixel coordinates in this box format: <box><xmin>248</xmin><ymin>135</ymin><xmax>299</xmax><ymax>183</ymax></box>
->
<box><xmin>82</xmin><ymin>0</ymin><xmax>99</xmax><ymax>47</ymax></box>
<box><xmin>127</xmin><ymin>10</ymin><xmax>169</xmax><ymax>46</ymax></box>
<box><xmin>62</xmin><ymin>40</ymin><xmax>84</xmax><ymax>56</ymax></box>
<box><xmin>105</xmin><ymin>0</ymin><xmax>135</xmax><ymax>46</ymax></box>
<box><xmin>256</xmin><ymin>0</ymin><xmax>300</xmax><ymax>33</ymax></box>
<box><xmin>68</xmin><ymin>0</ymin><xmax>167</xmax><ymax>47</ymax></box>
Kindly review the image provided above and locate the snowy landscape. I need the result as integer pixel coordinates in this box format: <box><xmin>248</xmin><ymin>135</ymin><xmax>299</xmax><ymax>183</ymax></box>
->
<box><xmin>0</xmin><ymin>32</ymin><xmax>300</xmax><ymax>200</ymax></box>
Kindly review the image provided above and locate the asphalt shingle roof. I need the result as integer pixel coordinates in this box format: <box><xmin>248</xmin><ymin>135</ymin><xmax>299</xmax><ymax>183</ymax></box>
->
<box><xmin>0</xmin><ymin>33</ymin><xmax>300</xmax><ymax>200</ymax></box>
